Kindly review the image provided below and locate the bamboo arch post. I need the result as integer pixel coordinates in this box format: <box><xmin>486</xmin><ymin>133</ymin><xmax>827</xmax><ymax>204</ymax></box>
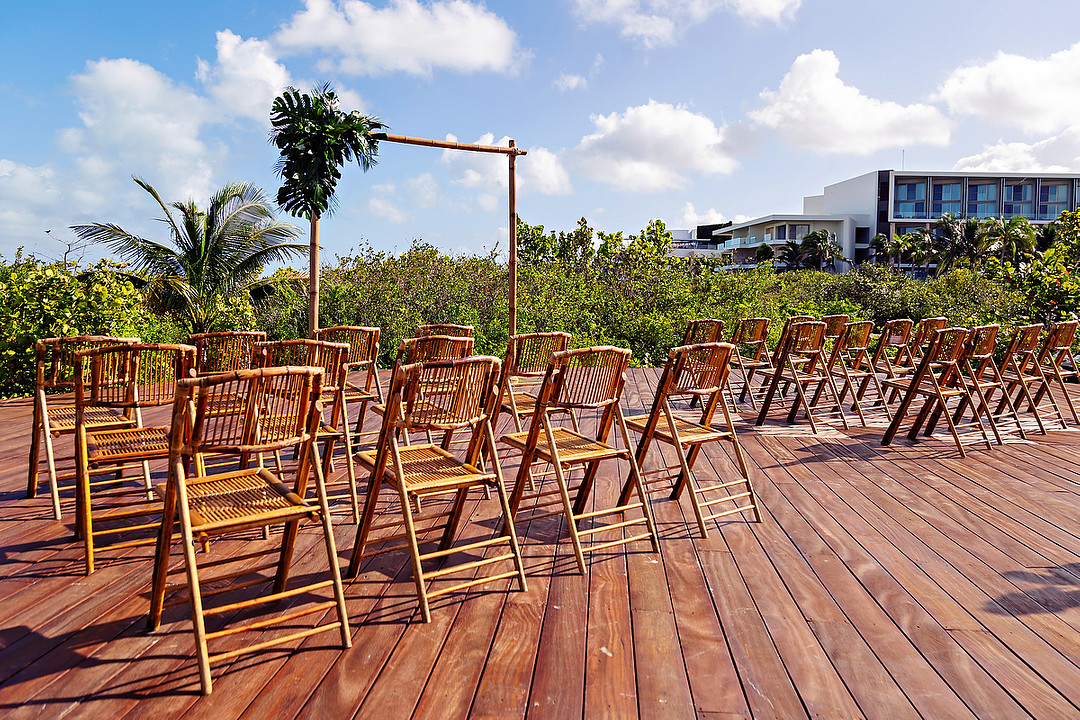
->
<box><xmin>370</xmin><ymin>132</ymin><xmax>528</xmax><ymax>336</ymax></box>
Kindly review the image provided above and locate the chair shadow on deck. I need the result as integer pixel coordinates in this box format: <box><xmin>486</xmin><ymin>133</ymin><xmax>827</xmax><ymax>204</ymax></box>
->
<box><xmin>989</xmin><ymin>565</ymin><xmax>1080</xmax><ymax>615</ymax></box>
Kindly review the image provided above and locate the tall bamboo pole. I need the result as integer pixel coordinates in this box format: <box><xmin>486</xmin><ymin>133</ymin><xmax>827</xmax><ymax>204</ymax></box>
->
<box><xmin>309</xmin><ymin>214</ymin><xmax>320</xmax><ymax>338</ymax></box>
<box><xmin>508</xmin><ymin>140</ymin><xmax>517</xmax><ymax>338</ymax></box>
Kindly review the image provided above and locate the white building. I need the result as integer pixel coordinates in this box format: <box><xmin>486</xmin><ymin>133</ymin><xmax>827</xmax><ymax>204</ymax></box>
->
<box><xmin>675</xmin><ymin>170</ymin><xmax>1080</xmax><ymax>269</ymax></box>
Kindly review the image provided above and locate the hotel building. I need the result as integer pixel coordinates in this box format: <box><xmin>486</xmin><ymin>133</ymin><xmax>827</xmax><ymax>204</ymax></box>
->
<box><xmin>675</xmin><ymin>170</ymin><xmax>1080</xmax><ymax>268</ymax></box>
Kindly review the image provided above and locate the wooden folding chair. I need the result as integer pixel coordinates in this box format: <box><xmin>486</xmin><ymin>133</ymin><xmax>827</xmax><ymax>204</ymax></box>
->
<box><xmin>494</xmin><ymin>331</ymin><xmax>573</xmax><ymax>433</ymax></box>
<box><xmin>681</xmin><ymin>319</ymin><xmax>725</xmax><ymax>410</ymax></box>
<box><xmin>728</xmin><ymin>317</ymin><xmax>772</xmax><ymax>410</ymax></box>
<box><xmin>27</xmin><ymin>335</ymin><xmax>140</xmax><ymax>519</ymax></box>
<box><xmin>620</xmin><ymin>342</ymin><xmax>760</xmax><ymax>538</ymax></box>
<box><xmin>822</xmin><ymin>314</ymin><xmax>850</xmax><ymax>343</ymax></box>
<box><xmin>910</xmin><ymin>317</ymin><xmax>948</xmax><ymax>362</ymax></box>
<box><xmin>345</xmin><ymin>356</ymin><xmax>527</xmax><ymax>621</ymax></box>
<box><xmin>858</xmin><ymin>318</ymin><xmax>915</xmax><ymax>402</ymax></box>
<box><xmin>147</xmin><ymin>366</ymin><xmax>351</xmax><ymax>695</ymax></box>
<box><xmin>415</xmin><ymin>323</ymin><xmax>474</xmax><ymax>338</ymax></box>
<box><xmin>189</xmin><ymin>331</ymin><xmax>265</xmax><ymax>375</ymax></box>
<box><xmin>993</xmin><ymin>324</ymin><xmax>1067</xmax><ymax>434</ymax></box>
<box><xmin>881</xmin><ymin>327</ymin><xmax>993</xmax><ymax>457</ymax></box>
<box><xmin>1034</xmin><ymin>320</ymin><xmax>1080</xmax><ymax>425</ymax></box>
<box><xmin>73</xmin><ymin>343</ymin><xmax>195</xmax><ymax>574</ymax></box>
<box><xmin>933</xmin><ymin>324</ymin><xmax>1025</xmax><ymax>444</ymax></box>
<box><xmin>814</xmin><ymin>320</ymin><xmax>891</xmax><ymax>426</ymax></box>
<box><xmin>755</xmin><ymin>321</ymin><xmax>843</xmax><ymax>432</ymax></box>
<box><xmin>254</xmin><ymin>339</ymin><xmax>359</xmax><ymax>521</ymax></box>
<box><xmin>500</xmin><ymin>346</ymin><xmax>660</xmax><ymax>574</ymax></box>
<box><xmin>315</xmin><ymin>325</ymin><xmax>384</xmax><ymax>447</ymax></box>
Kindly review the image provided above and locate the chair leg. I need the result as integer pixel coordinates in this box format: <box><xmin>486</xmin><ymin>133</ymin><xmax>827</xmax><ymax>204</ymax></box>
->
<box><xmin>26</xmin><ymin>392</ymin><xmax>44</xmax><ymax>500</ymax></box>
<box><xmin>41</xmin><ymin>420</ymin><xmax>63</xmax><ymax>521</ymax></box>
<box><xmin>148</xmin><ymin>472</ymin><xmax>179</xmax><ymax>632</ymax></box>
<box><xmin>616</xmin><ymin>410</ymin><xmax>660</xmax><ymax>554</ymax></box>
<box><xmin>309</xmin><ymin>443</ymin><xmax>352</xmax><ymax>648</ymax></box>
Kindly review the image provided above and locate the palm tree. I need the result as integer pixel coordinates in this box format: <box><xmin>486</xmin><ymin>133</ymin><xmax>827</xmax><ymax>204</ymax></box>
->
<box><xmin>270</xmin><ymin>83</ymin><xmax>386</xmax><ymax>335</ymax></box>
<box><xmin>934</xmin><ymin>214</ymin><xmax>986</xmax><ymax>271</ymax></box>
<box><xmin>754</xmin><ymin>243</ymin><xmax>775</xmax><ymax>265</ymax></box>
<box><xmin>779</xmin><ymin>240</ymin><xmax>805</xmax><ymax>270</ymax></box>
<box><xmin>986</xmin><ymin>215</ymin><xmax>1037</xmax><ymax>265</ymax></box>
<box><xmin>870</xmin><ymin>233</ymin><xmax>891</xmax><ymax>266</ymax></box>
<box><xmin>906</xmin><ymin>229</ymin><xmax>936</xmax><ymax>276</ymax></box>
<box><xmin>800</xmin><ymin>229</ymin><xmax>830</xmax><ymax>271</ymax></box>
<box><xmin>71</xmin><ymin>177</ymin><xmax>304</xmax><ymax>333</ymax></box>
<box><xmin>1035</xmin><ymin>221</ymin><xmax>1058</xmax><ymax>254</ymax></box>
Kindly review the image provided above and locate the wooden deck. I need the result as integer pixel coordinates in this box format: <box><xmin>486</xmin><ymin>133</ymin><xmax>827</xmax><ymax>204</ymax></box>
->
<box><xmin>4</xmin><ymin>368</ymin><xmax>1080</xmax><ymax>719</ymax></box>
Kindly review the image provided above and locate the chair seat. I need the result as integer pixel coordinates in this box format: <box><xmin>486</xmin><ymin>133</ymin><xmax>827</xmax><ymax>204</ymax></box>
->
<box><xmin>162</xmin><ymin>467</ymin><xmax>311</xmax><ymax>534</ymax></box>
<box><xmin>87</xmin><ymin>425</ymin><xmax>169</xmax><ymax>462</ymax></box>
<box><xmin>624</xmin><ymin>414</ymin><xmax>734</xmax><ymax>445</ymax></box>
<box><xmin>502</xmin><ymin>390</ymin><xmax>540</xmax><ymax>416</ymax></box>
<box><xmin>48</xmin><ymin>405</ymin><xmax>133</xmax><ymax>434</ymax></box>
<box><xmin>501</xmin><ymin>426</ymin><xmax>624</xmax><ymax>464</ymax></box>
<box><xmin>355</xmin><ymin>444</ymin><xmax>492</xmax><ymax>494</ymax></box>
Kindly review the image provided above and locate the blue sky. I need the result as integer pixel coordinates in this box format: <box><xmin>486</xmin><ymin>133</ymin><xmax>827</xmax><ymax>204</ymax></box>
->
<box><xmin>5</xmin><ymin>0</ymin><xmax>1080</xmax><ymax>264</ymax></box>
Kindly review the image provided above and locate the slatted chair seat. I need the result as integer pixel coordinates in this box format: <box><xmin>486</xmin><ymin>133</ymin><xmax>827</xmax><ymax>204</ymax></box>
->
<box><xmin>148</xmin><ymin>366</ymin><xmax>350</xmax><ymax>695</ymax></box>
<box><xmin>346</xmin><ymin>355</ymin><xmax>527</xmax><ymax>622</ymax></box>
<box><xmin>499</xmin><ymin>346</ymin><xmax>660</xmax><ymax>574</ymax></box>
<box><xmin>27</xmin><ymin>335</ymin><xmax>140</xmax><ymax>520</ymax></box>
<box><xmin>621</xmin><ymin>342</ymin><xmax>760</xmax><ymax>538</ymax></box>
<box><xmin>86</xmin><ymin>426</ymin><xmax>170</xmax><ymax>462</ymax></box>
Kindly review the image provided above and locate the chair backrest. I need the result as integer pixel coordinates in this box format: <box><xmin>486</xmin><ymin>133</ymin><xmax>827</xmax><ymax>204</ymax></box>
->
<box><xmin>254</xmin><ymin>339</ymin><xmax>350</xmax><ymax>392</ymax></box>
<box><xmin>1000</xmin><ymin>324</ymin><xmax>1043</xmax><ymax>376</ymax></box>
<box><xmin>36</xmin><ymin>335</ymin><xmax>140</xmax><ymax>391</ymax></box>
<box><xmin>386</xmin><ymin>356</ymin><xmax>502</xmax><ymax>432</ymax></box>
<box><xmin>964</xmin><ymin>325</ymin><xmax>999</xmax><ymax>363</ymax></box>
<box><xmin>1041</xmin><ymin>320</ymin><xmax>1079</xmax><ymax>358</ymax></box>
<box><xmin>826</xmin><ymin>321</ymin><xmax>874</xmax><ymax>370</ymax></box>
<box><xmin>415</xmin><ymin>323</ymin><xmax>474</xmax><ymax>338</ymax></box>
<box><xmin>822</xmin><ymin>314</ymin><xmax>850</xmax><ymax>339</ymax></box>
<box><xmin>189</xmin><ymin>331</ymin><xmax>266</xmax><ymax>375</ymax></box>
<box><xmin>681</xmin><ymin>319</ymin><xmax>725</xmax><ymax>345</ymax></box>
<box><xmin>398</xmin><ymin>335</ymin><xmax>475</xmax><ymax>364</ymax></box>
<box><xmin>730</xmin><ymin>317</ymin><xmax>770</xmax><ymax>346</ymax></box>
<box><xmin>787</xmin><ymin>321</ymin><xmax>827</xmax><ymax>356</ymax></box>
<box><xmin>912</xmin><ymin>317</ymin><xmax>948</xmax><ymax>350</ymax></box>
<box><xmin>664</xmin><ymin>342</ymin><xmax>736</xmax><ymax>397</ymax></box>
<box><xmin>776</xmin><ymin>315</ymin><xmax>816</xmax><ymax>354</ymax></box>
<box><xmin>171</xmin><ymin>366</ymin><xmax>323</xmax><ymax>463</ymax></box>
<box><xmin>542</xmin><ymin>346</ymin><xmax>631</xmax><ymax>411</ymax></box>
<box><xmin>75</xmin><ymin>343</ymin><xmax>195</xmax><ymax>410</ymax></box>
<box><xmin>505</xmin><ymin>332</ymin><xmax>572</xmax><ymax>379</ymax></box>
<box><xmin>315</xmin><ymin>326</ymin><xmax>380</xmax><ymax>368</ymax></box>
<box><xmin>926</xmin><ymin>327</ymin><xmax>970</xmax><ymax>366</ymax></box>
<box><xmin>878</xmin><ymin>319</ymin><xmax>914</xmax><ymax>350</ymax></box>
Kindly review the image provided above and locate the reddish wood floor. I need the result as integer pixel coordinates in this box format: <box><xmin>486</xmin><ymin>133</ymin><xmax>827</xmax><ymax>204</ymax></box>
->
<box><xmin>3</xmin><ymin>369</ymin><xmax>1080</xmax><ymax>719</ymax></box>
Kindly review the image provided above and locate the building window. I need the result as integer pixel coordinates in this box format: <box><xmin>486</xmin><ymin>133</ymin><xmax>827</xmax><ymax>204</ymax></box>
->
<box><xmin>932</xmin><ymin>182</ymin><xmax>962</xmax><ymax>216</ymax></box>
<box><xmin>967</xmin><ymin>183</ymin><xmax>998</xmax><ymax>218</ymax></box>
<box><xmin>1003</xmin><ymin>183</ymin><xmax>1033</xmax><ymax>218</ymax></box>
<box><xmin>1039</xmin><ymin>183</ymin><xmax>1069</xmax><ymax>220</ymax></box>
<box><xmin>790</xmin><ymin>224</ymin><xmax>810</xmax><ymax>240</ymax></box>
<box><xmin>774</xmin><ymin>225</ymin><xmax>786</xmax><ymax>240</ymax></box>
<box><xmin>895</xmin><ymin>181</ymin><xmax>926</xmax><ymax>218</ymax></box>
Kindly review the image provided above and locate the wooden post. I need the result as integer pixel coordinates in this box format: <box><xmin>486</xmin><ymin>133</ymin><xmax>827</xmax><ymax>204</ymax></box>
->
<box><xmin>508</xmin><ymin>140</ymin><xmax>517</xmax><ymax>338</ymax></box>
<box><xmin>309</xmin><ymin>214</ymin><xmax>320</xmax><ymax>338</ymax></box>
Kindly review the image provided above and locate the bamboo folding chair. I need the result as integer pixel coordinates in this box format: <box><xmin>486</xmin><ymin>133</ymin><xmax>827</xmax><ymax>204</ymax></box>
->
<box><xmin>931</xmin><ymin>324</ymin><xmax>1025</xmax><ymax>444</ymax></box>
<box><xmin>755</xmin><ymin>321</ymin><xmax>843</xmax><ymax>432</ymax></box>
<box><xmin>619</xmin><ymin>342</ymin><xmax>760</xmax><ymax>538</ymax></box>
<box><xmin>27</xmin><ymin>335</ymin><xmax>140</xmax><ymax>520</ymax></box>
<box><xmin>189</xmin><ymin>331</ymin><xmax>266</xmax><ymax>376</ymax></box>
<box><xmin>73</xmin><ymin>343</ymin><xmax>195</xmax><ymax>574</ymax></box>
<box><xmin>681</xmin><ymin>319</ymin><xmax>725</xmax><ymax>410</ymax></box>
<box><xmin>415</xmin><ymin>323</ymin><xmax>474</xmax><ymax>338</ymax></box>
<box><xmin>813</xmin><ymin>320</ymin><xmax>891</xmax><ymax>426</ymax></box>
<box><xmin>910</xmin><ymin>317</ymin><xmax>948</xmax><ymax>362</ymax></box>
<box><xmin>728</xmin><ymin>317</ymin><xmax>772</xmax><ymax>410</ymax></box>
<box><xmin>499</xmin><ymin>347</ymin><xmax>660</xmax><ymax>575</ymax></box>
<box><xmin>494</xmin><ymin>332</ymin><xmax>573</xmax><ymax>433</ymax></box>
<box><xmin>992</xmin><ymin>324</ymin><xmax>1067</xmax><ymax>434</ymax></box>
<box><xmin>822</xmin><ymin>314</ymin><xmax>850</xmax><ymax>343</ymax></box>
<box><xmin>254</xmin><ymin>339</ymin><xmax>359</xmax><ymax>521</ymax></box>
<box><xmin>315</xmin><ymin>325</ymin><xmax>384</xmax><ymax>447</ymax></box>
<box><xmin>345</xmin><ymin>356</ymin><xmax>527</xmax><ymax>622</ymax></box>
<box><xmin>147</xmin><ymin>366</ymin><xmax>351</xmax><ymax>695</ymax></box>
<box><xmin>881</xmin><ymin>327</ymin><xmax>993</xmax><ymax>457</ymax></box>
<box><xmin>1034</xmin><ymin>320</ymin><xmax>1080</xmax><ymax>425</ymax></box>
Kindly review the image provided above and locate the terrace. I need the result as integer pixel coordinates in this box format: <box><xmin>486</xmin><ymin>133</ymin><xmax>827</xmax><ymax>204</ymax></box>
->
<box><xmin>3</xmin><ymin>366</ymin><xmax>1080</xmax><ymax>718</ymax></box>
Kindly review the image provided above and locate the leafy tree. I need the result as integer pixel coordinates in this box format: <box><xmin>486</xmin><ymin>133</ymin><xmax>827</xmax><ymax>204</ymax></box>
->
<box><xmin>801</xmin><ymin>229</ymin><xmax>847</xmax><ymax>272</ymax></box>
<box><xmin>933</xmin><ymin>214</ymin><xmax>987</xmax><ymax>271</ymax></box>
<box><xmin>71</xmin><ymin>177</ymin><xmax>304</xmax><ymax>333</ymax></box>
<box><xmin>754</xmin><ymin>243</ymin><xmax>775</xmax><ymax>264</ymax></box>
<box><xmin>985</xmin><ymin>215</ymin><xmax>1036</xmax><ymax>265</ymax></box>
<box><xmin>779</xmin><ymin>240</ymin><xmax>805</xmax><ymax>270</ymax></box>
<box><xmin>269</xmin><ymin>83</ymin><xmax>386</xmax><ymax>335</ymax></box>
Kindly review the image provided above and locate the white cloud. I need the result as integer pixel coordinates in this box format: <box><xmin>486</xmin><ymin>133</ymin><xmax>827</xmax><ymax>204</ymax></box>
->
<box><xmin>406</xmin><ymin>173</ymin><xmax>441</xmax><ymax>208</ymax></box>
<box><xmin>571</xmin><ymin>99</ymin><xmax>736</xmax><ymax>192</ymax></box>
<box><xmin>953</xmin><ymin>128</ymin><xmax>1080</xmax><ymax>173</ymax></box>
<box><xmin>197</xmin><ymin>30</ymin><xmax>292</xmax><ymax>123</ymax></box>
<box><xmin>442</xmin><ymin>133</ymin><xmax>572</xmax><ymax>197</ymax></box>
<box><xmin>934</xmin><ymin>43</ymin><xmax>1080</xmax><ymax>134</ymax></box>
<box><xmin>572</xmin><ymin>0</ymin><xmax>799</xmax><ymax>47</ymax></box>
<box><xmin>680</xmin><ymin>202</ymin><xmax>727</xmax><ymax>225</ymax></box>
<box><xmin>749</xmin><ymin>49</ymin><xmax>952</xmax><ymax>154</ymax></box>
<box><xmin>273</xmin><ymin>0</ymin><xmax>525</xmax><ymax>76</ymax></box>
<box><xmin>367</xmin><ymin>183</ymin><xmax>409</xmax><ymax>223</ymax></box>
<box><xmin>555</xmin><ymin>73</ymin><xmax>587</xmax><ymax>92</ymax></box>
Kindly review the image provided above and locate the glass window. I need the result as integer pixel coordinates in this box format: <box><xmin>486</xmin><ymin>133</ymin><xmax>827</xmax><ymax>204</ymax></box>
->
<box><xmin>895</xmin><ymin>181</ymin><xmax>926</xmax><ymax>218</ymax></box>
<box><xmin>775</xmin><ymin>225</ymin><xmax>786</xmax><ymax>240</ymax></box>
<box><xmin>1039</xmin><ymin>183</ymin><xmax>1069</xmax><ymax>220</ymax></box>
<box><xmin>967</xmin><ymin>183</ymin><xmax>998</xmax><ymax>218</ymax></box>
<box><xmin>1003</xmin><ymin>183</ymin><xmax>1033</xmax><ymax>218</ymax></box>
<box><xmin>791</xmin><ymin>224</ymin><xmax>810</xmax><ymax>240</ymax></box>
<box><xmin>932</xmin><ymin>182</ymin><xmax>962</xmax><ymax>216</ymax></box>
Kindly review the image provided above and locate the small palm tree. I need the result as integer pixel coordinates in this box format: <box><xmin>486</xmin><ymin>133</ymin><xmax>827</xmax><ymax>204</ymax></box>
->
<box><xmin>986</xmin><ymin>215</ymin><xmax>1037</xmax><ymax>265</ymax></box>
<box><xmin>754</xmin><ymin>243</ymin><xmax>775</xmax><ymax>265</ymax></box>
<box><xmin>934</xmin><ymin>214</ymin><xmax>986</xmax><ymax>271</ymax></box>
<box><xmin>71</xmin><ymin>177</ymin><xmax>304</xmax><ymax>333</ymax></box>
<box><xmin>269</xmin><ymin>83</ymin><xmax>386</xmax><ymax>335</ymax></box>
<box><xmin>779</xmin><ymin>239</ymin><xmax>805</xmax><ymax>270</ymax></box>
